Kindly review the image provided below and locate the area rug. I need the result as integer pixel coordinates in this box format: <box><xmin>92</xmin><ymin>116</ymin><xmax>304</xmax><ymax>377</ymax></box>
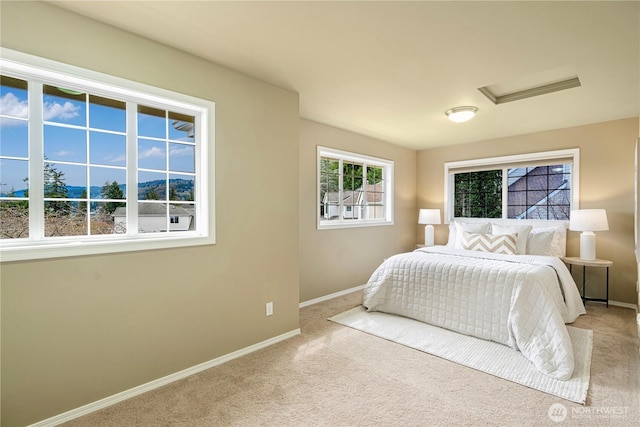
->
<box><xmin>329</xmin><ymin>306</ymin><xmax>592</xmax><ymax>404</ymax></box>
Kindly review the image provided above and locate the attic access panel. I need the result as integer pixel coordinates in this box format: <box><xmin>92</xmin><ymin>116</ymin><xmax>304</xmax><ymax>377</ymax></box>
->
<box><xmin>479</xmin><ymin>76</ymin><xmax>581</xmax><ymax>105</ymax></box>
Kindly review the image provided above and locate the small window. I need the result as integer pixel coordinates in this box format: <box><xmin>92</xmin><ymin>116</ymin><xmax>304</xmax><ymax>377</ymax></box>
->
<box><xmin>445</xmin><ymin>149</ymin><xmax>579</xmax><ymax>222</ymax></box>
<box><xmin>0</xmin><ymin>49</ymin><xmax>214</xmax><ymax>261</ymax></box>
<box><xmin>317</xmin><ymin>146</ymin><xmax>393</xmax><ymax>229</ymax></box>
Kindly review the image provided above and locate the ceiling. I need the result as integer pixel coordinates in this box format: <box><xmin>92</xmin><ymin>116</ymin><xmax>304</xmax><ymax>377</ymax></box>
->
<box><xmin>49</xmin><ymin>1</ymin><xmax>639</xmax><ymax>150</ymax></box>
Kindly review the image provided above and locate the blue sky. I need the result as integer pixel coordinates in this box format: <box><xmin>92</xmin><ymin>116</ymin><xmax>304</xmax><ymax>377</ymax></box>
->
<box><xmin>0</xmin><ymin>81</ymin><xmax>195</xmax><ymax>198</ymax></box>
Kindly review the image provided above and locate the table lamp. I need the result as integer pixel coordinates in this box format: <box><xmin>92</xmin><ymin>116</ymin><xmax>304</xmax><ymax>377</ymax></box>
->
<box><xmin>418</xmin><ymin>209</ymin><xmax>441</xmax><ymax>246</ymax></box>
<box><xmin>569</xmin><ymin>209</ymin><xmax>609</xmax><ymax>261</ymax></box>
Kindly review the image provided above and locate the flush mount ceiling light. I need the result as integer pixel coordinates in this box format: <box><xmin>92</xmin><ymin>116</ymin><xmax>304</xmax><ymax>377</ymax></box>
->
<box><xmin>445</xmin><ymin>106</ymin><xmax>478</xmax><ymax>123</ymax></box>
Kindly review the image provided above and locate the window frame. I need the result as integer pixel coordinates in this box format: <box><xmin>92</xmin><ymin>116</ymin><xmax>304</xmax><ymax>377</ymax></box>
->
<box><xmin>444</xmin><ymin>149</ymin><xmax>579</xmax><ymax>223</ymax></box>
<box><xmin>0</xmin><ymin>48</ymin><xmax>215</xmax><ymax>262</ymax></box>
<box><xmin>317</xmin><ymin>146</ymin><xmax>394</xmax><ymax>230</ymax></box>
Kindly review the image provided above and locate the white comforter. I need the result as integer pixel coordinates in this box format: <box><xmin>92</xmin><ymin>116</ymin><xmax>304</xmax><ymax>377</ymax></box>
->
<box><xmin>362</xmin><ymin>246</ymin><xmax>586</xmax><ymax>380</ymax></box>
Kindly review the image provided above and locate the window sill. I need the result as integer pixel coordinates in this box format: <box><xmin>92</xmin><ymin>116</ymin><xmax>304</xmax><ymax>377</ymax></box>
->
<box><xmin>1</xmin><ymin>233</ymin><xmax>215</xmax><ymax>262</ymax></box>
<box><xmin>317</xmin><ymin>220</ymin><xmax>394</xmax><ymax>230</ymax></box>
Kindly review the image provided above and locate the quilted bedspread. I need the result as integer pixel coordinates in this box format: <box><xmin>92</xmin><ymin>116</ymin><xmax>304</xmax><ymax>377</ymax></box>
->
<box><xmin>362</xmin><ymin>246</ymin><xmax>586</xmax><ymax>380</ymax></box>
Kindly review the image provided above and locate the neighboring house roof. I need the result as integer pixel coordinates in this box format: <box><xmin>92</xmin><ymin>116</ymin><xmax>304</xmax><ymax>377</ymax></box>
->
<box><xmin>361</xmin><ymin>183</ymin><xmax>384</xmax><ymax>203</ymax></box>
<box><xmin>323</xmin><ymin>190</ymin><xmax>358</xmax><ymax>205</ymax></box>
<box><xmin>322</xmin><ymin>183</ymin><xmax>384</xmax><ymax>205</ymax></box>
<box><xmin>113</xmin><ymin>204</ymin><xmax>193</xmax><ymax>217</ymax></box>
<box><xmin>507</xmin><ymin>166</ymin><xmax>569</xmax><ymax>218</ymax></box>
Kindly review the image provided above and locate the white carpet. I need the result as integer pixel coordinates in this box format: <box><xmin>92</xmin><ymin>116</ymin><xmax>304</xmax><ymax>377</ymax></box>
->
<box><xmin>329</xmin><ymin>306</ymin><xmax>592</xmax><ymax>404</ymax></box>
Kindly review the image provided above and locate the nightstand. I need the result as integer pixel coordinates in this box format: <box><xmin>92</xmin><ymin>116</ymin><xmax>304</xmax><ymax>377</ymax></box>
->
<box><xmin>563</xmin><ymin>257</ymin><xmax>612</xmax><ymax>307</ymax></box>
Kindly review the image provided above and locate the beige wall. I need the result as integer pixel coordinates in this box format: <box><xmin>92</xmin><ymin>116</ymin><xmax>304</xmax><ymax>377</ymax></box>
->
<box><xmin>1</xmin><ymin>2</ymin><xmax>636</xmax><ymax>425</ymax></box>
<box><xmin>0</xmin><ymin>2</ymin><xmax>300</xmax><ymax>426</ymax></box>
<box><xmin>417</xmin><ymin>117</ymin><xmax>640</xmax><ymax>306</ymax></box>
<box><xmin>299</xmin><ymin>120</ymin><xmax>416</xmax><ymax>302</ymax></box>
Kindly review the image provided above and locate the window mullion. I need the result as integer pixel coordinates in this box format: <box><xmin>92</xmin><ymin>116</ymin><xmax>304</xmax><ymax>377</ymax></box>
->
<box><xmin>29</xmin><ymin>82</ymin><xmax>44</xmax><ymax>239</ymax></box>
<box><xmin>338</xmin><ymin>159</ymin><xmax>344</xmax><ymax>221</ymax></box>
<box><xmin>362</xmin><ymin>163</ymin><xmax>368</xmax><ymax>220</ymax></box>
<box><xmin>502</xmin><ymin>168</ymin><xmax>508</xmax><ymax>219</ymax></box>
<box><xmin>126</xmin><ymin>102</ymin><xmax>138</xmax><ymax>235</ymax></box>
<box><xmin>84</xmin><ymin>93</ymin><xmax>91</xmax><ymax>236</ymax></box>
<box><xmin>164</xmin><ymin>111</ymin><xmax>170</xmax><ymax>232</ymax></box>
<box><xmin>382</xmin><ymin>166</ymin><xmax>393</xmax><ymax>222</ymax></box>
<box><xmin>194</xmin><ymin>111</ymin><xmax>206</xmax><ymax>235</ymax></box>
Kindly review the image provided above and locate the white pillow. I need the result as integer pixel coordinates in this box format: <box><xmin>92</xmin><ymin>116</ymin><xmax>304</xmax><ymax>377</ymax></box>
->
<box><xmin>527</xmin><ymin>230</ymin><xmax>555</xmax><ymax>255</ymax></box>
<box><xmin>490</xmin><ymin>223</ymin><xmax>532</xmax><ymax>255</ymax></box>
<box><xmin>453</xmin><ymin>221</ymin><xmax>491</xmax><ymax>249</ymax></box>
<box><xmin>527</xmin><ymin>227</ymin><xmax>565</xmax><ymax>257</ymax></box>
<box><xmin>446</xmin><ymin>222</ymin><xmax>456</xmax><ymax>247</ymax></box>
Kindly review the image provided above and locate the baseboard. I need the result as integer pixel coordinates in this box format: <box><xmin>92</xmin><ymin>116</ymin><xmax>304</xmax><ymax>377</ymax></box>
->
<box><xmin>299</xmin><ymin>284</ymin><xmax>365</xmax><ymax>308</ymax></box>
<box><xmin>29</xmin><ymin>328</ymin><xmax>301</xmax><ymax>427</ymax></box>
<box><xmin>608</xmin><ymin>300</ymin><xmax>638</xmax><ymax>311</ymax></box>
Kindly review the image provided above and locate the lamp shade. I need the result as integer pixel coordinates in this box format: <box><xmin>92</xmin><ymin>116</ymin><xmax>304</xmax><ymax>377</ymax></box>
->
<box><xmin>569</xmin><ymin>209</ymin><xmax>609</xmax><ymax>231</ymax></box>
<box><xmin>418</xmin><ymin>209</ymin><xmax>441</xmax><ymax>225</ymax></box>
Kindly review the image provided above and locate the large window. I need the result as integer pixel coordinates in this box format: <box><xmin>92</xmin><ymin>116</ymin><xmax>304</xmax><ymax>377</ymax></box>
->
<box><xmin>318</xmin><ymin>146</ymin><xmax>393</xmax><ymax>229</ymax></box>
<box><xmin>445</xmin><ymin>149</ymin><xmax>579</xmax><ymax>222</ymax></box>
<box><xmin>0</xmin><ymin>49</ymin><xmax>214</xmax><ymax>261</ymax></box>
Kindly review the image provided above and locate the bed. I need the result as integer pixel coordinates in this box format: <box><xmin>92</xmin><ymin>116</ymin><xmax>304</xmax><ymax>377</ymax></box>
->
<box><xmin>362</xmin><ymin>219</ymin><xmax>586</xmax><ymax>381</ymax></box>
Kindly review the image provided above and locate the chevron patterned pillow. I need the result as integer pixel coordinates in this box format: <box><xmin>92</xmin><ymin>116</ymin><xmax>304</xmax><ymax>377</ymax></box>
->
<box><xmin>462</xmin><ymin>231</ymin><xmax>517</xmax><ymax>255</ymax></box>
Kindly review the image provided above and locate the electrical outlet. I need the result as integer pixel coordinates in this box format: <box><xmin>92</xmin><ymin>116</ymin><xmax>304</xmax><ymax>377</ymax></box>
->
<box><xmin>266</xmin><ymin>302</ymin><xmax>273</xmax><ymax>316</ymax></box>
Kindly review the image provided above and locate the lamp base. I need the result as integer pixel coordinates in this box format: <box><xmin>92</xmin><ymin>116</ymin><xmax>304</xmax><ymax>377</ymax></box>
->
<box><xmin>579</xmin><ymin>231</ymin><xmax>596</xmax><ymax>261</ymax></box>
<box><xmin>425</xmin><ymin>225</ymin><xmax>434</xmax><ymax>247</ymax></box>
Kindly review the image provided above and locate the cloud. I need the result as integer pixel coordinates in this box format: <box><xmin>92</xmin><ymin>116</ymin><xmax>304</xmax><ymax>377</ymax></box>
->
<box><xmin>105</xmin><ymin>154</ymin><xmax>127</xmax><ymax>163</ymax></box>
<box><xmin>1</xmin><ymin>92</ymin><xmax>82</xmax><ymax>127</ymax></box>
<box><xmin>138</xmin><ymin>146</ymin><xmax>165</xmax><ymax>159</ymax></box>
<box><xmin>43</xmin><ymin>100</ymin><xmax>81</xmax><ymax>121</ymax></box>
<box><xmin>55</xmin><ymin>150</ymin><xmax>74</xmax><ymax>157</ymax></box>
<box><xmin>0</xmin><ymin>117</ymin><xmax>28</xmax><ymax>128</ymax></box>
<box><xmin>169</xmin><ymin>145</ymin><xmax>194</xmax><ymax>157</ymax></box>
<box><xmin>0</xmin><ymin>92</ymin><xmax>28</xmax><ymax>123</ymax></box>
